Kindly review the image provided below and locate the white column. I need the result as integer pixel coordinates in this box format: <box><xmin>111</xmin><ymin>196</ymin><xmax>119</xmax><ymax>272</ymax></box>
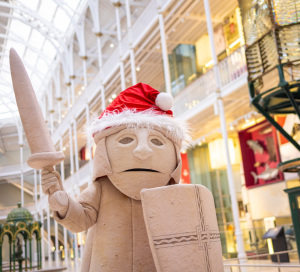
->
<box><xmin>59</xmin><ymin>136</ymin><xmax>65</xmax><ymax>182</ymax></box>
<box><xmin>100</xmin><ymin>86</ymin><xmax>106</xmax><ymax>111</ymax></box>
<box><xmin>40</xmin><ymin>210</ymin><xmax>45</xmax><ymax>267</ymax></box>
<box><xmin>66</xmin><ymin>84</ymin><xmax>71</xmax><ymax>109</ymax></box>
<box><xmin>114</xmin><ymin>2</ymin><xmax>126</xmax><ymax>91</ymax></box>
<box><xmin>158</xmin><ymin>13</ymin><xmax>172</xmax><ymax>95</ymax></box>
<box><xmin>69</xmin><ymin>124</ymin><xmax>74</xmax><ymax>176</ymax></box>
<box><xmin>82</xmin><ymin>58</ymin><xmax>88</xmax><ymax>88</ymax></box>
<box><xmin>70</xmin><ymin>79</ymin><xmax>75</xmax><ymax>107</ymax></box>
<box><xmin>114</xmin><ymin>3</ymin><xmax>122</xmax><ymax>42</ymax></box>
<box><xmin>55</xmin><ymin>220</ymin><xmax>59</xmax><ymax>264</ymax></box>
<box><xmin>74</xmin><ymin>233</ymin><xmax>78</xmax><ymax>268</ymax></box>
<box><xmin>47</xmin><ymin>207</ymin><xmax>51</xmax><ymax>262</ymax></box>
<box><xmin>80</xmin><ymin>232</ymin><xmax>84</xmax><ymax>262</ymax></box>
<box><xmin>119</xmin><ymin>61</ymin><xmax>126</xmax><ymax>90</ymax></box>
<box><xmin>57</xmin><ymin>98</ymin><xmax>62</xmax><ymax>123</ymax></box>
<box><xmin>217</xmin><ymin>98</ymin><xmax>246</xmax><ymax>258</ymax></box>
<box><xmin>20</xmin><ymin>144</ymin><xmax>24</xmax><ymax>206</ymax></box>
<box><xmin>42</xmin><ymin>95</ymin><xmax>47</xmax><ymax>121</ymax></box>
<box><xmin>69</xmin><ymin>191</ymin><xmax>78</xmax><ymax>268</ymax></box>
<box><xmin>89</xmin><ymin>0</ymin><xmax>102</xmax><ymax>71</ymax></box>
<box><xmin>96</xmin><ymin>35</ymin><xmax>103</xmax><ymax>69</ymax></box>
<box><xmin>73</xmin><ymin>119</ymin><xmax>79</xmax><ymax>172</ymax></box>
<box><xmin>125</xmin><ymin>0</ymin><xmax>131</xmax><ymax>29</ymax></box>
<box><xmin>54</xmin><ymin>69</ymin><xmax>62</xmax><ymax>123</ymax></box>
<box><xmin>49</xmin><ymin>112</ymin><xmax>54</xmax><ymax>136</ymax></box>
<box><xmin>129</xmin><ymin>49</ymin><xmax>137</xmax><ymax>85</ymax></box>
<box><xmin>34</xmin><ymin>170</ymin><xmax>37</xmax><ymax>203</ymax></box>
<box><xmin>96</xmin><ymin>36</ymin><xmax>105</xmax><ymax>109</ymax></box>
<box><xmin>203</xmin><ymin>0</ymin><xmax>221</xmax><ymax>87</ymax></box>
<box><xmin>49</xmin><ymin>85</ymin><xmax>54</xmax><ymax>135</ymax></box>
<box><xmin>73</xmin><ymin>118</ymin><xmax>84</xmax><ymax>263</ymax></box>
<box><xmin>63</xmin><ymin>227</ymin><xmax>68</xmax><ymax>267</ymax></box>
<box><xmin>125</xmin><ymin>0</ymin><xmax>137</xmax><ymax>85</ymax></box>
<box><xmin>39</xmin><ymin>170</ymin><xmax>43</xmax><ymax>199</ymax></box>
<box><xmin>69</xmin><ymin>42</ymin><xmax>76</xmax><ymax>107</ymax></box>
<box><xmin>85</xmin><ymin>104</ymin><xmax>93</xmax><ymax>184</ymax></box>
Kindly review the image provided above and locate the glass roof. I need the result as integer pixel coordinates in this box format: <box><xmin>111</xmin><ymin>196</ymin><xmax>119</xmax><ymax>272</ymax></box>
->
<box><xmin>0</xmin><ymin>0</ymin><xmax>83</xmax><ymax>121</ymax></box>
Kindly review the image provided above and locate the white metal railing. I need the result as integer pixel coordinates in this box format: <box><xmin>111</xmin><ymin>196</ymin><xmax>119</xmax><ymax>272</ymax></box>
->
<box><xmin>219</xmin><ymin>46</ymin><xmax>247</xmax><ymax>87</ymax></box>
<box><xmin>0</xmin><ymin>162</ymin><xmax>32</xmax><ymax>177</ymax></box>
<box><xmin>173</xmin><ymin>46</ymin><xmax>247</xmax><ymax>117</ymax></box>
<box><xmin>0</xmin><ymin>161</ymin><xmax>92</xmax><ymax>219</ymax></box>
<box><xmin>52</xmin><ymin>0</ymin><xmax>162</xmax><ymax>146</ymax></box>
<box><xmin>173</xmin><ymin>69</ymin><xmax>217</xmax><ymax>117</ymax></box>
<box><xmin>223</xmin><ymin>249</ymin><xmax>300</xmax><ymax>272</ymax></box>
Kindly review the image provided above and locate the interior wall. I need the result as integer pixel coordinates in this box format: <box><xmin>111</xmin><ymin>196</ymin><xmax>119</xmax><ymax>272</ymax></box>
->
<box><xmin>248</xmin><ymin>181</ymin><xmax>291</xmax><ymax>220</ymax></box>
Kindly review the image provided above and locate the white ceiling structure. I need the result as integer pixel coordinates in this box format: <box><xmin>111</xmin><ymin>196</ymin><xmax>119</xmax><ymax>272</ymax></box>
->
<box><xmin>0</xmin><ymin>0</ymin><xmax>83</xmax><ymax>121</ymax></box>
<box><xmin>0</xmin><ymin>0</ymin><xmax>241</xmax><ymax>155</ymax></box>
<box><xmin>0</xmin><ymin>0</ymin><xmax>148</xmax><ymax>153</ymax></box>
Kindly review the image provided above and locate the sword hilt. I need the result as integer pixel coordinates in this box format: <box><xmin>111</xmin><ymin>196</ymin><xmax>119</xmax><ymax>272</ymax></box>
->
<box><xmin>27</xmin><ymin>151</ymin><xmax>65</xmax><ymax>170</ymax></box>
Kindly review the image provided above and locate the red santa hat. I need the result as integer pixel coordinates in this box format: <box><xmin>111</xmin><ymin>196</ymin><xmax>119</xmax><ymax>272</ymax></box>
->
<box><xmin>89</xmin><ymin>83</ymin><xmax>191</xmax><ymax>146</ymax></box>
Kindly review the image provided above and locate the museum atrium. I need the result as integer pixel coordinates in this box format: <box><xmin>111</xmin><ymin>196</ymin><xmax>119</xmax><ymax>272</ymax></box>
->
<box><xmin>1</xmin><ymin>0</ymin><xmax>300</xmax><ymax>271</ymax></box>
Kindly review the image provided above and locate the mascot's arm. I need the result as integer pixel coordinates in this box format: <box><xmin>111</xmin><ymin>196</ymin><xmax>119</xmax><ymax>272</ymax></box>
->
<box><xmin>52</xmin><ymin>181</ymin><xmax>101</xmax><ymax>233</ymax></box>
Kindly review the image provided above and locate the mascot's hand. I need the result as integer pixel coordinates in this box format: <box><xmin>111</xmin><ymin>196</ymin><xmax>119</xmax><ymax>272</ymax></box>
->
<box><xmin>41</xmin><ymin>169</ymin><xmax>64</xmax><ymax>194</ymax></box>
<box><xmin>41</xmin><ymin>169</ymin><xmax>68</xmax><ymax>216</ymax></box>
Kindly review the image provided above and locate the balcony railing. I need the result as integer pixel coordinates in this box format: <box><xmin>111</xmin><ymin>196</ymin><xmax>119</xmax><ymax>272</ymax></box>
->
<box><xmin>219</xmin><ymin>46</ymin><xmax>247</xmax><ymax>87</ymax></box>
<box><xmin>173</xmin><ymin>46</ymin><xmax>247</xmax><ymax>117</ymax></box>
<box><xmin>52</xmin><ymin>0</ymin><xmax>168</xmax><ymax>146</ymax></box>
<box><xmin>0</xmin><ymin>162</ymin><xmax>32</xmax><ymax>177</ymax></box>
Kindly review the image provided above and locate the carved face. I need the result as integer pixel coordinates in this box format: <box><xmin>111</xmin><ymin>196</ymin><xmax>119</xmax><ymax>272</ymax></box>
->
<box><xmin>106</xmin><ymin>128</ymin><xmax>177</xmax><ymax>200</ymax></box>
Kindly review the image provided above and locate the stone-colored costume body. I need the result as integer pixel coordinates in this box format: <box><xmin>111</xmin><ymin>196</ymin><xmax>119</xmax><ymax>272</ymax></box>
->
<box><xmin>50</xmin><ymin>127</ymin><xmax>182</xmax><ymax>272</ymax></box>
<box><xmin>55</xmin><ymin>177</ymin><xmax>156</xmax><ymax>272</ymax></box>
<box><xmin>9</xmin><ymin>49</ymin><xmax>224</xmax><ymax>271</ymax></box>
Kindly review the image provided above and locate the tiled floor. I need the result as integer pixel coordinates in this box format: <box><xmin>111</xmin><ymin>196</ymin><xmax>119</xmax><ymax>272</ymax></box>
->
<box><xmin>224</xmin><ymin>259</ymin><xmax>300</xmax><ymax>272</ymax></box>
<box><xmin>39</xmin><ymin>259</ymin><xmax>300</xmax><ymax>272</ymax></box>
<box><xmin>41</xmin><ymin>259</ymin><xmax>81</xmax><ymax>272</ymax></box>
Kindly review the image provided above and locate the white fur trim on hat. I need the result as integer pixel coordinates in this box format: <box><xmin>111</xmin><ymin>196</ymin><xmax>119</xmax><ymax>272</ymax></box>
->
<box><xmin>155</xmin><ymin>93</ymin><xmax>173</xmax><ymax>111</ymax></box>
<box><xmin>87</xmin><ymin>109</ymin><xmax>191</xmax><ymax>146</ymax></box>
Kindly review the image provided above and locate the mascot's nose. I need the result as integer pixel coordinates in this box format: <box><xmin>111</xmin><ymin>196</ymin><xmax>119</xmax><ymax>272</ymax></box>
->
<box><xmin>133</xmin><ymin>143</ymin><xmax>153</xmax><ymax>160</ymax></box>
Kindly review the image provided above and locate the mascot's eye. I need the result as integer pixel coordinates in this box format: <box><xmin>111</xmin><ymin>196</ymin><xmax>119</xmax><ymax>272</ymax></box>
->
<box><xmin>151</xmin><ymin>138</ymin><xmax>163</xmax><ymax>146</ymax></box>
<box><xmin>119</xmin><ymin>137</ymin><xmax>134</xmax><ymax>144</ymax></box>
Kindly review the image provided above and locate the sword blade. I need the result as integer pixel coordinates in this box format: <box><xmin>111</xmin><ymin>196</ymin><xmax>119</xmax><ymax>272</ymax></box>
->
<box><xmin>10</xmin><ymin>48</ymin><xmax>55</xmax><ymax>154</ymax></box>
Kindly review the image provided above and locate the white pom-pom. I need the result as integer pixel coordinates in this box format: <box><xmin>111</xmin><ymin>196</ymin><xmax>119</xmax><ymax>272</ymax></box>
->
<box><xmin>155</xmin><ymin>93</ymin><xmax>173</xmax><ymax>111</ymax></box>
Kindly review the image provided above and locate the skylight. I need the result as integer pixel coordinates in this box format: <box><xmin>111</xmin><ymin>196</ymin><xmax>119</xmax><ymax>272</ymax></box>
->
<box><xmin>0</xmin><ymin>0</ymin><xmax>82</xmax><ymax>122</ymax></box>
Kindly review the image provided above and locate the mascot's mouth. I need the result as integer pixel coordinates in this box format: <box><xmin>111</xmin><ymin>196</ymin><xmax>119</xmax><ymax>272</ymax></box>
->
<box><xmin>123</xmin><ymin>168</ymin><xmax>160</xmax><ymax>173</ymax></box>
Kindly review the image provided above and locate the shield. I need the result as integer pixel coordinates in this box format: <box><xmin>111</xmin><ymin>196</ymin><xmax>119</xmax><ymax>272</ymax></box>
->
<box><xmin>141</xmin><ymin>184</ymin><xmax>224</xmax><ymax>272</ymax></box>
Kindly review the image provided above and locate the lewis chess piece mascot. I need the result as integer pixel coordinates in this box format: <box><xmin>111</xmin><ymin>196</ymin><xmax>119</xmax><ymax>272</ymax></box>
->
<box><xmin>9</xmin><ymin>48</ymin><xmax>224</xmax><ymax>272</ymax></box>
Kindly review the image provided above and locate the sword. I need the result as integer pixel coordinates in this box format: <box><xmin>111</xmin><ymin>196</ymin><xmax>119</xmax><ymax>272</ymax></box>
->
<box><xmin>9</xmin><ymin>48</ymin><xmax>65</xmax><ymax>171</ymax></box>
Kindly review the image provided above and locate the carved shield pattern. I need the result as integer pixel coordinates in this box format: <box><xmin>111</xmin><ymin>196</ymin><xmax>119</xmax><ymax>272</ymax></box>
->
<box><xmin>141</xmin><ymin>184</ymin><xmax>224</xmax><ymax>272</ymax></box>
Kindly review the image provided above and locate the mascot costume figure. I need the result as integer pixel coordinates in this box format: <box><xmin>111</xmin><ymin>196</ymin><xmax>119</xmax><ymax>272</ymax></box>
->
<box><xmin>10</xmin><ymin>48</ymin><xmax>224</xmax><ymax>272</ymax></box>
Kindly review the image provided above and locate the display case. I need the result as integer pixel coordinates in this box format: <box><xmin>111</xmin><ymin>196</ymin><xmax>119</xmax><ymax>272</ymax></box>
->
<box><xmin>238</xmin><ymin>120</ymin><xmax>284</xmax><ymax>188</ymax></box>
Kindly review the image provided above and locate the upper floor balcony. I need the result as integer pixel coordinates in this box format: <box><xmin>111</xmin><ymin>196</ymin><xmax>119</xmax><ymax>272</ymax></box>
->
<box><xmin>0</xmin><ymin>0</ymin><xmax>253</xmax><ymax>216</ymax></box>
<box><xmin>173</xmin><ymin>46</ymin><xmax>247</xmax><ymax>118</ymax></box>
